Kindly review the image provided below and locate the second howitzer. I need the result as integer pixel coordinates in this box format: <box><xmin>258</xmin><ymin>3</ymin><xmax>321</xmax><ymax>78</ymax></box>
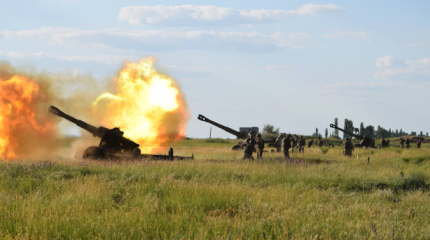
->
<box><xmin>329</xmin><ymin>123</ymin><xmax>375</xmax><ymax>148</ymax></box>
<box><xmin>197</xmin><ymin>114</ymin><xmax>275</xmax><ymax>150</ymax></box>
<box><xmin>49</xmin><ymin>106</ymin><xmax>193</xmax><ymax>160</ymax></box>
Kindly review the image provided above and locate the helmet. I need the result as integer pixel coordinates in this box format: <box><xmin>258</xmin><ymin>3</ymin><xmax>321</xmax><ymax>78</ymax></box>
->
<box><xmin>345</xmin><ymin>137</ymin><xmax>349</xmax><ymax>140</ymax></box>
<box><xmin>256</xmin><ymin>133</ymin><xmax>262</xmax><ymax>137</ymax></box>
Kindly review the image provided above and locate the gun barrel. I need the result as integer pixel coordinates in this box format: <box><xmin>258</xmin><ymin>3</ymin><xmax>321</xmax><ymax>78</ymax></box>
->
<box><xmin>49</xmin><ymin>106</ymin><xmax>106</xmax><ymax>138</ymax></box>
<box><xmin>329</xmin><ymin>123</ymin><xmax>362</xmax><ymax>140</ymax></box>
<box><xmin>197</xmin><ymin>114</ymin><xmax>247</xmax><ymax>139</ymax></box>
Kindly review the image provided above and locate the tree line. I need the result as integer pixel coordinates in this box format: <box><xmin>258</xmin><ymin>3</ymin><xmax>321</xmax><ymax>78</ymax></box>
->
<box><xmin>313</xmin><ymin>118</ymin><xmax>429</xmax><ymax>139</ymax></box>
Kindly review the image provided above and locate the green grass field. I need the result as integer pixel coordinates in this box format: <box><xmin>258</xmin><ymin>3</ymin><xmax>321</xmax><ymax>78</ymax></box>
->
<box><xmin>1</xmin><ymin>138</ymin><xmax>430</xmax><ymax>239</ymax></box>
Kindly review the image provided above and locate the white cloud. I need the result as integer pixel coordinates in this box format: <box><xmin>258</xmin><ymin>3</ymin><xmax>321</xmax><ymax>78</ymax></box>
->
<box><xmin>323</xmin><ymin>29</ymin><xmax>369</xmax><ymax>42</ymax></box>
<box><xmin>263</xmin><ymin>64</ymin><xmax>296</xmax><ymax>71</ymax></box>
<box><xmin>406</xmin><ymin>42</ymin><xmax>427</xmax><ymax>47</ymax></box>
<box><xmin>118</xmin><ymin>4</ymin><xmax>345</xmax><ymax>26</ymax></box>
<box><xmin>374</xmin><ymin>56</ymin><xmax>430</xmax><ymax>78</ymax></box>
<box><xmin>375</xmin><ymin>55</ymin><xmax>394</xmax><ymax>68</ymax></box>
<box><xmin>166</xmin><ymin>65</ymin><xmax>213</xmax><ymax>74</ymax></box>
<box><xmin>0</xmin><ymin>27</ymin><xmax>309</xmax><ymax>52</ymax></box>
<box><xmin>321</xmin><ymin>81</ymin><xmax>407</xmax><ymax>96</ymax></box>
<box><xmin>0</xmin><ymin>51</ymin><xmax>137</xmax><ymax>65</ymax></box>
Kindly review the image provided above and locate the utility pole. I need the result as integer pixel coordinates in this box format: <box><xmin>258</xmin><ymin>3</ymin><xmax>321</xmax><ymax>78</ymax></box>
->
<box><xmin>209</xmin><ymin>127</ymin><xmax>212</xmax><ymax>139</ymax></box>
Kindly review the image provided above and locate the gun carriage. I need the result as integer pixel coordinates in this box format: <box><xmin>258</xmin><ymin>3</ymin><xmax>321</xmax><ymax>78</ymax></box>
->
<box><xmin>49</xmin><ymin>106</ymin><xmax>193</xmax><ymax>160</ymax></box>
<box><xmin>197</xmin><ymin>114</ymin><xmax>276</xmax><ymax>150</ymax></box>
<box><xmin>329</xmin><ymin>123</ymin><xmax>375</xmax><ymax>148</ymax></box>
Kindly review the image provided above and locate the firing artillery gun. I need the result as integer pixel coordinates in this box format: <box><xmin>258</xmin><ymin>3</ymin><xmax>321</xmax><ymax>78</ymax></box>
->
<box><xmin>197</xmin><ymin>114</ymin><xmax>276</xmax><ymax>150</ymax></box>
<box><xmin>49</xmin><ymin>106</ymin><xmax>193</xmax><ymax>160</ymax></box>
<box><xmin>329</xmin><ymin>124</ymin><xmax>376</xmax><ymax>148</ymax></box>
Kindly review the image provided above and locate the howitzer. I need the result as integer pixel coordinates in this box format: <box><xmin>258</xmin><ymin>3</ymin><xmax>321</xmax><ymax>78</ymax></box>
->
<box><xmin>329</xmin><ymin>124</ymin><xmax>375</xmax><ymax>148</ymax></box>
<box><xmin>49</xmin><ymin>106</ymin><xmax>193</xmax><ymax>160</ymax></box>
<box><xmin>197</xmin><ymin>114</ymin><xmax>274</xmax><ymax>150</ymax></box>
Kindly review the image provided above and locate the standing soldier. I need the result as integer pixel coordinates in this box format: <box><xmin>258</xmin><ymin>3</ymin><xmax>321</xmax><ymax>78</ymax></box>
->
<box><xmin>298</xmin><ymin>136</ymin><xmax>306</xmax><ymax>153</ymax></box>
<box><xmin>342</xmin><ymin>137</ymin><xmax>354</xmax><ymax>157</ymax></box>
<box><xmin>292</xmin><ymin>134</ymin><xmax>298</xmax><ymax>149</ymax></box>
<box><xmin>417</xmin><ymin>139</ymin><xmax>422</xmax><ymax>149</ymax></box>
<box><xmin>318</xmin><ymin>136</ymin><xmax>323</xmax><ymax>147</ymax></box>
<box><xmin>380</xmin><ymin>137</ymin><xmax>387</xmax><ymax>148</ymax></box>
<box><xmin>275</xmin><ymin>133</ymin><xmax>286</xmax><ymax>152</ymax></box>
<box><xmin>406</xmin><ymin>138</ymin><xmax>410</xmax><ymax>149</ymax></box>
<box><xmin>400</xmin><ymin>137</ymin><xmax>405</xmax><ymax>148</ymax></box>
<box><xmin>282</xmin><ymin>134</ymin><xmax>292</xmax><ymax>159</ymax></box>
<box><xmin>255</xmin><ymin>133</ymin><xmax>265</xmax><ymax>159</ymax></box>
<box><xmin>242</xmin><ymin>133</ymin><xmax>256</xmax><ymax>160</ymax></box>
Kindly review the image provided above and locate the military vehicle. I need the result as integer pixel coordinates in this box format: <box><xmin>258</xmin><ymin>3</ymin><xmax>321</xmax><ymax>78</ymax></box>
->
<box><xmin>329</xmin><ymin>124</ymin><xmax>375</xmax><ymax>148</ymax></box>
<box><xmin>197</xmin><ymin>114</ymin><xmax>276</xmax><ymax>150</ymax></box>
<box><xmin>49</xmin><ymin>106</ymin><xmax>193</xmax><ymax>160</ymax></box>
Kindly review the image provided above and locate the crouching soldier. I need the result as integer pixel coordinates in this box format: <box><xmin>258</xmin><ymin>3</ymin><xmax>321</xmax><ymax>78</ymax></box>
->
<box><xmin>342</xmin><ymin>137</ymin><xmax>354</xmax><ymax>157</ymax></box>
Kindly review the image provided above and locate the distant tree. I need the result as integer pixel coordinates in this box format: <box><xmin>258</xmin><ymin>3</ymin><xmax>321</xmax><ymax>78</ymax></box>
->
<box><xmin>315</xmin><ymin>128</ymin><xmax>319</xmax><ymax>137</ymax></box>
<box><xmin>354</xmin><ymin>128</ymin><xmax>359</xmax><ymax>134</ymax></box>
<box><xmin>343</xmin><ymin>119</ymin><xmax>354</xmax><ymax>139</ymax></box>
<box><xmin>395</xmin><ymin>129</ymin><xmax>399</xmax><ymax>137</ymax></box>
<box><xmin>263</xmin><ymin>124</ymin><xmax>279</xmax><ymax>134</ymax></box>
<box><xmin>359</xmin><ymin>122</ymin><xmax>365</xmax><ymax>136</ymax></box>
<box><xmin>427</xmin><ymin>132</ymin><xmax>429</xmax><ymax>137</ymax></box>
<box><xmin>334</xmin><ymin>118</ymin><xmax>339</xmax><ymax>136</ymax></box>
<box><xmin>411</xmin><ymin>131</ymin><xmax>417</xmax><ymax>136</ymax></box>
<box><xmin>419</xmin><ymin>131</ymin><xmax>424</xmax><ymax>137</ymax></box>
<box><xmin>388</xmin><ymin>129</ymin><xmax>392</xmax><ymax>138</ymax></box>
<box><xmin>325</xmin><ymin>128</ymin><xmax>328</xmax><ymax>138</ymax></box>
<box><xmin>364</xmin><ymin>125</ymin><xmax>375</xmax><ymax>138</ymax></box>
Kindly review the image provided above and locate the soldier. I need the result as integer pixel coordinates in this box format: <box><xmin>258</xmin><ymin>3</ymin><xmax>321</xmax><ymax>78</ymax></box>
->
<box><xmin>282</xmin><ymin>134</ymin><xmax>292</xmax><ymax>159</ymax></box>
<box><xmin>298</xmin><ymin>136</ymin><xmax>306</xmax><ymax>153</ymax></box>
<box><xmin>380</xmin><ymin>137</ymin><xmax>387</xmax><ymax>148</ymax></box>
<box><xmin>275</xmin><ymin>133</ymin><xmax>286</xmax><ymax>152</ymax></box>
<box><xmin>308</xmin><ymin>139</ymin><xmax>314</xmax><ymax>148</ymax></box>
<box><xmin>417</xmin><ymin>139</ymin><xmax>422</xmax><ymax>149</ymax></box>
<box><xmin>242</xmin><ymin>133</ymin><xmax>256</xmax><ymax>160</ymax></box>
<box><xmin>292</xmin><ymin>134</ymin><xmax>298</xmax><ymax>148</ymax></box>
<box><xmin>255</xmin><ymin>133</ymin><xmax>265</xmax><ymax>159</ymax></box>
<box><xmin>342</xmin><ymin>137</ymin><xmax>354</xmax><ymax>157</ymax></box>
<box><xmin>406</xmin><ymin>137</ymin><xmax>410</xmax><ymax>149</ymax></box>
<box><xmin>318</xmin><ymin>136</ymin><xmax>323</xmax><ymax>147</ymax></box>
<box><xmin>400</xmin><ymin>137</ymin><xmax>405</xmax><ymax>148</ymax></box>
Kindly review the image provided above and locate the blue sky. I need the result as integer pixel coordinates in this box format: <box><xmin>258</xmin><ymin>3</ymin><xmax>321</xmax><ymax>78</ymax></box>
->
<box><xmin>1</xmin><ymin>0</ymin><xmax>429</xmax><ymax>138</ymax></box>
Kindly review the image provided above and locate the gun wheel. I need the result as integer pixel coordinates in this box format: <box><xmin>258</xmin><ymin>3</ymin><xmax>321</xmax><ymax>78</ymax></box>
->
<box><xmin>83</xmin><ymin>146</ymin><xmax>106</xmax><ymax>160</ymax></box>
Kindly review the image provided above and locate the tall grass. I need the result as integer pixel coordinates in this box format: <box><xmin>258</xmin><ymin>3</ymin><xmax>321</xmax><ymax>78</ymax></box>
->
<box><xmin>0</xmin><ymin>142</ymin><xmax>429</xmax><ymax>239</ymax></box>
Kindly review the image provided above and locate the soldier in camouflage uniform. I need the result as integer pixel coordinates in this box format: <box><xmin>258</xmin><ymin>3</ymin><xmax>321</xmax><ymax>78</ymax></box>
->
<box><xmin>400</xmin><ymin>137</ymin><xmax>405</xmax><ymax>148</ymax></box>
<box><xmin>292</xmin><ymin>134</ymin><xmax>298</xmax><ymax>149</ymax></box>
<box><xmin>406</xmin><ymin>138</ymin><xmax>410</xmax><ymax>149</ymax></box>
<box><xmin>242</xmin><ymin>133</ymin><xmax>256</xmax><ymax>160</ymax></box>
<box><xmin>318</xmin><ymin>136</ymin><xmax>323</xmax><ymax>147</ymax></box>
<box><xmin>298</xmin><ymin>136</ymin><xmax>306</xmax><ymax>153</ymax></box>
<box><xmin>417</xmin><ymin>139</ymin><xmax>422</xmax><ymax>149</ymax></box>
<box><xmin>282</xmin><ymin>134</ymin><xmax>292</xmax><ymax>159</ymax></box>
<box><xmin>255</xmin><ymin>133</ymin><xmax>265</xmax><ymax>159</ymax></box>
<box><xmin>342</xmin><ymin>137</ymin><xmax>354</xmax><ymax>157</ymax></box>
<box><xmin>308</xmin><ymin>139</ymin><xmax>314</xmax><ymax>148</ymax></box>
<box><xmin>380</xmin><ymin>137</ymin><xmax>387</xmax><ymax>148</ymax></box>
<box><xmin>275</xmin><ymin>133</ymin><xmax>286</xmax><ymax>152</ymax></box>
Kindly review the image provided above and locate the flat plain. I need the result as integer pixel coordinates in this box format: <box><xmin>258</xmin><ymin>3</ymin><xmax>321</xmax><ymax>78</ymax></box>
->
<box><xmin>0</xmin><ymin>138</ymin><xmax>429</xmax><ymax>239</ymax></box>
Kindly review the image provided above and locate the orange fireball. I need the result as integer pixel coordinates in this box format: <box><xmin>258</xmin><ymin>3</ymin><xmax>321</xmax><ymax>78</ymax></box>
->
<box><xmin>0</xmin><ymin>75</ymin><xmax>55</xmax><ymax>159</ymax></box>
<box><xmin>93</xmin><ymin>58</ymin><xmax>189</xmax><ymax>153</ymax></box>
